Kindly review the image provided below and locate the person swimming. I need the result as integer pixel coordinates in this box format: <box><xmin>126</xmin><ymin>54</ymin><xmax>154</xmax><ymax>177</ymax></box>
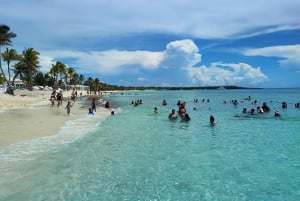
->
<box><xmin>282</xmin><ymin>102</ymin><xmax>287</xmax><ymax>109</ymax></box>
<box><xmin>104</xmin><ymin>101</ymin><xmax>110</xmax><ymax>109</ymax></box>
<box><xmin>274</xmin><ymin>109</ymin><xmax>281</xmax><ymax>117</ymax></box>
<box><xmin>162</xmin><ymin>99</ymin><xmax>167</xmax><ymax>106</ymax></box>
<box><xmin>210</xmin><ymin>115</ymin><xmax>216</xmax><ymax>125</ymax></box>
<box><xmin>262</xmin><ymin>102</ymin><xmax>270</xmax><ymax>112</ymax></box>
<box><xmin>181</xmin><ymin>113</ymin><xmax>191</xmax><ymax>121</ymax></box>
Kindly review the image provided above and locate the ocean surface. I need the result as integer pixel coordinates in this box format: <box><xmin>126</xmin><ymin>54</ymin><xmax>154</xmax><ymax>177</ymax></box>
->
<box><xmin>0</xmin><ymin>88</ymin><xmax>300</xmax><ymax>201</ymax></box>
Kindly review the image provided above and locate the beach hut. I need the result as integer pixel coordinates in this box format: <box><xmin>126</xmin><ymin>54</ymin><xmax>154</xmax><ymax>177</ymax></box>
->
<box><xmin>14</xmin><ymin>78</ymin><xmax>26</xmax><ymax>89</ymax></box>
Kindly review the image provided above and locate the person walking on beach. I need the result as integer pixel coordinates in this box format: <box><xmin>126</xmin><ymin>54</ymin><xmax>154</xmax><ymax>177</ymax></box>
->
<box><xmin>65</xmin><ymin>101</ymin><xmax>73</xmax><ymax>115</ymax></box>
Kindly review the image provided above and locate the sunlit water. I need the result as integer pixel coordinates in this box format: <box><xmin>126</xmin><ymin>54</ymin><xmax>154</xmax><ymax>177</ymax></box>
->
<box><xmin>1</xmin><ymin>89</ymin><xmax>300</xmax><ymax>200</ymax></box>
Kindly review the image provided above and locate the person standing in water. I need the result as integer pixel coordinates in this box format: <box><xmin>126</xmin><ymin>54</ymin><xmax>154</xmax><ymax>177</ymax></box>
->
<box><xmin>91</xmin><ymin>98</ymin><xmax>96</xmax><ymax>112</ymax></box>
<box><xmin>210</xmin><ymin>115</ymin><xmax>216</xmax><ymax>126</ymax></box>
<box><xmin>168</xmin><ymin>109</ymin><xmax>177</xmax><ymax>120</ymax></box>
<box><xmin>65</xmin><ymin>101</ymin><xmax>73</xmax><ymax>115</ymax></box>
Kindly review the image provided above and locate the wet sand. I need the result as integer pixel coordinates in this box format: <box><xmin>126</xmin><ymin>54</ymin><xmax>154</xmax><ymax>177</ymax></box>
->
<box><xmin>0</xmin><ymin>101</ymin><xmax>89</xmax><ymax>147</ymax></box>
<box><xmin>0</xmin><ymin>89</ymin><xmax>112</xmax><ymax>147</ymax></box>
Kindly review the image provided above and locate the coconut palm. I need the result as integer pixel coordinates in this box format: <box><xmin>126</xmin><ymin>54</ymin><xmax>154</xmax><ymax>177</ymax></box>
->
<box><xmin>19</xmin><ymin>48</ymin><xmax>40</xmax><ymax>90</ymax></box>
<box><xmin>69</xmin><ymin>72</ymin><xmax>78</xmax><ymax>85</ymax></box>
<box><xmin>11</xmin><ymin>61</ymin><xmax>26</xmax><ymax>86</ymax></box>
<box><xmin>0</xmin><ymin>25</ymin><xmax>17</xmax><ymax>81</ymax></box>
<box><xmin>2</xmin><ymin>48</ymin><xmax>20</xmax><ymax>87</ymax></box>
<box><xmin>65</xmin><ymin>66</ymin><xmax>75</xmax><ymax>84</ymax></box>
<box><xmin>79</xmin><ymin>74</ymin><xmax>84</xmax><ymax>85</ymax></box>
<box><xmin>50</xmin><ymin>61</ymin><xmax>66</xmax><ymax>84</ymax></box>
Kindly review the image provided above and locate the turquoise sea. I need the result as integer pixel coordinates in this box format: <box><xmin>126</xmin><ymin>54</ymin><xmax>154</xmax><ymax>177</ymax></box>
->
<box><xmin>1</xmin><ymin>89</ymin><xmax>300</xmax><ymax>201</ymax></box>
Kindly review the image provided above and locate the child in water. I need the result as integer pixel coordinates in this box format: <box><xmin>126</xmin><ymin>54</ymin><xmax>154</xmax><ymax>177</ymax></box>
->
<box><xmin>65</xmin><ymin>101</ymin><xmax>73</xmax><ymax>115</ymax></box>
<box><xmin>88</xmin><ymin>108</ymin><xmax>94</xmax><ymax>115</ymax></box>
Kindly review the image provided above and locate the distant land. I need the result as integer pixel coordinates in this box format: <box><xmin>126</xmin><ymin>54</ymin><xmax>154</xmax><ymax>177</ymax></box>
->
<box><xmin>110</xmin><ymin>85</ymin><xmax>262</xmax><ymax>91</ymax></box>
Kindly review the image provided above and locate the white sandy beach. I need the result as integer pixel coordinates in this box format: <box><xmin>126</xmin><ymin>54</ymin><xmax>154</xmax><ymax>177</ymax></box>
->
<box><xmin>0</xmin><ymin>89</ymin><xmax>110</xmax><ymax>147</ymax></box>
<box><xmin>0</xmin><ymin>89</ymin><xmax>52</xmax><ymax>111</ymax></box>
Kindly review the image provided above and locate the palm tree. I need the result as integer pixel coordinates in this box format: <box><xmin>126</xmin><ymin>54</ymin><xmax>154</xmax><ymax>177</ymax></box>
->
<box><xmin>2</xmin><ymin>48</ymin><xmax>20</xmax><ymax>87</ymax></box>
<box><xmin>79</xmin><ymin>74</ymin><xmax>84</xmax><ymax>85</ymax></box>
<box><xmin>70</xmin><ymin>72</ymin><xmax>80</xmax><ymax>85</ymax></box>
<box><xmin>50</xmin><ymin>61</ymin><xmax>66</xmax><ymax>84</ymax></box>
<box><xmin>84</xmin><ymin>77</ymin><xmax>94</xmax><ymax>94</ymax></box>
<box><xmin>19</xmin><ymin>48</ymin><xmax>40</xmax><ymax>90</ymax></box>
<box><xmin>66</xmin><ymin>66</ymin><xmax>75</xmax><ymax>84</ymax></box>
<box><xmin>12</xmin><ymin>61</ymin><xmax>26</xmax><ymax>86</ymax></box>
<box><xmin>0</xmin><ymin>25</ymin><xmax>17</xmax><ymax>81</ymax></box>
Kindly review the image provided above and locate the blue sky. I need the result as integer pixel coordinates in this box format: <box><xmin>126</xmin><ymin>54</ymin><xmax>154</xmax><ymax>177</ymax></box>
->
<box><xmin>1</xmin><ymin>0</ymin><xmax>300</xmax><ymax>88</ymax></box>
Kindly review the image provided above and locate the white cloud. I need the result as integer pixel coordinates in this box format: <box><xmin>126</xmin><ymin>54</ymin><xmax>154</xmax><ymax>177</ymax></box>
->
<box><xmin>38</xmin><ymin>55</ymin><xmax>55</xmax><ymax>72</ymax></box>
<box><xmin>137</xmin><ymin>77</ymin><xmax>146</xmax><ymax>82</ymax></box>
<box><xmin>162</xmin><ymin>39</ymin><xmax>201</xmax><ymax>68</ymax></box>
<box><xmin>40</xmin><ymin>39</ymin><xmax>269</xmax><ymax>86</ymax></box>
<box><xmin>2</xmin><ymin>0</ymin><xmax>299</xmax><ymax>50</ymax></box>
<box><xmin>40</xmin><ymin>49</ymin><xmax>163</xmax><ymax>75</ymax></box>
<box><xmin>186</xmin><ymin>62</ymin><xmax>269</xmax><ymax>86</ymax></box>
<box><xmin>243</xmin><ymin>44</ymin><xmax>300</xmax><ymax>69</ymax></box>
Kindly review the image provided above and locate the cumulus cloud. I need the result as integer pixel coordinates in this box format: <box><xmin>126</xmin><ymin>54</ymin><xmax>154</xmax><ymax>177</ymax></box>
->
<box><xmin>40</xmin><ymin>39</ymin><xmax>269</xmax><ymax>86</ymax></box>
<box><xmin>186</xmin><ymin>62</ymin><xmax>269</xmax><ymax>86</ymax></box>
<box><xmin>161</xmin><ymin>39</ymin><xmax>201</xmax><ymax>68</ymax></box>
<box><xmin>243</xmin><ymin>44</ymin><xmax>300</xmax><ymax>69</ymax></box>
<box><xmin>38</xmin><ymin>55</ymin><xmax>55</xmax><ymax>72</ymax></box>
<box><xmin>40</xmin><ymin>50</ymin><xmax>163</xmax><ymax>75</ymax></box>
<box><xmin>159</xmin><ymin>40</ymin><xmax>269</xmax><ymax>86</ymax></box>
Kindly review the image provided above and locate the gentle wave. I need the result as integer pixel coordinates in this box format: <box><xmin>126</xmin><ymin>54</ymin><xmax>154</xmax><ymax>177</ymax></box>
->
<box><xmin>0</xmin><ymin>111</ymin><xmax>110</xmax><ymax>163</ymax></box>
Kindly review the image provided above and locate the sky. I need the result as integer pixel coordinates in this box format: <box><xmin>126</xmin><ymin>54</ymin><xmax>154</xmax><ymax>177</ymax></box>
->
<box><xmin>1</xmin><ymin>0</ymin><xmax>300</xmax><ymax>88</ymax></box>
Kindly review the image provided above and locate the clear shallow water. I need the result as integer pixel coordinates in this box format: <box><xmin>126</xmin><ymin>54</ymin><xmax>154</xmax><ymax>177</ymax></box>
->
<box><xmin>0</xmin><ymin>89</ymin><xmax>300</xmax><ymax>200</ymax></box>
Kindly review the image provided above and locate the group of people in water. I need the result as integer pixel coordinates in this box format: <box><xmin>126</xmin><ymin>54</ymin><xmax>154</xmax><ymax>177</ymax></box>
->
<box><xmin>50</xmin><ymin>89</ymin><xmax>64</xmax><ymax>107</ymax></box>
<box><xmin>168</xmin><ymin>101</ymin><xmax>191</xmax><ymax>122</ymax></box>
<box><xmin>49</xmin><ymin>89</ymin><xmax>115</xmax><ymax>116</ymax></box>
<box><xmin>50</xmin><ymin>89</ymin><xmax>74</xmax><ymax>115</ymax></box>
<box><xmin>149</xmin><ymin>95</ymin><xmax>300</xmax><ymax>125</ymax></box>
<box><xmin>51</xmin><ymin>89</ymin><xmax>299</xmax><ymax>121</ymax></box>
<box><xmin>154</xmin><ymin>98</ymin><xmax>214</xmax><ymax>125</ymax></box>
<box><xmin>234</xmin><ymin>99</ymin><xmax>298</xmax><ymax>117</ymax></box>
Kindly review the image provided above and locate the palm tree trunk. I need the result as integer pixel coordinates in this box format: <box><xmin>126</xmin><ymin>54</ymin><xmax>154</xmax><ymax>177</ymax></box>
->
<box><xmin>0</xmin><ymin>46</ymin><xmax>7</xmax><ymax>82</ymax></box>
<box><xmin>7</xmin><ymin>62</ymin><xmax>11</xmax><ymax>86</ymax></box>
<box><xmin>28</xmin><ymin>67</ymin><xmax>33</xmax><ymax>90</ymax></box>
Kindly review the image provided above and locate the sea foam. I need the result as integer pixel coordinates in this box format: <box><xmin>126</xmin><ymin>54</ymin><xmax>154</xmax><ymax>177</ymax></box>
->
<box><xmin>0</xmin><ymin>111</ymin><xmax>110</xmax><ymax>163</ymax></box>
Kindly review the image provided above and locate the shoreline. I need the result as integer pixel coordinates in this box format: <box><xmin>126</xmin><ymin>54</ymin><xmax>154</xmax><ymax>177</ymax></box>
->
<box><xmin>0</xmin><ymin>89</ymin><xmax>112</xmax><ymax>148</ymax></box>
